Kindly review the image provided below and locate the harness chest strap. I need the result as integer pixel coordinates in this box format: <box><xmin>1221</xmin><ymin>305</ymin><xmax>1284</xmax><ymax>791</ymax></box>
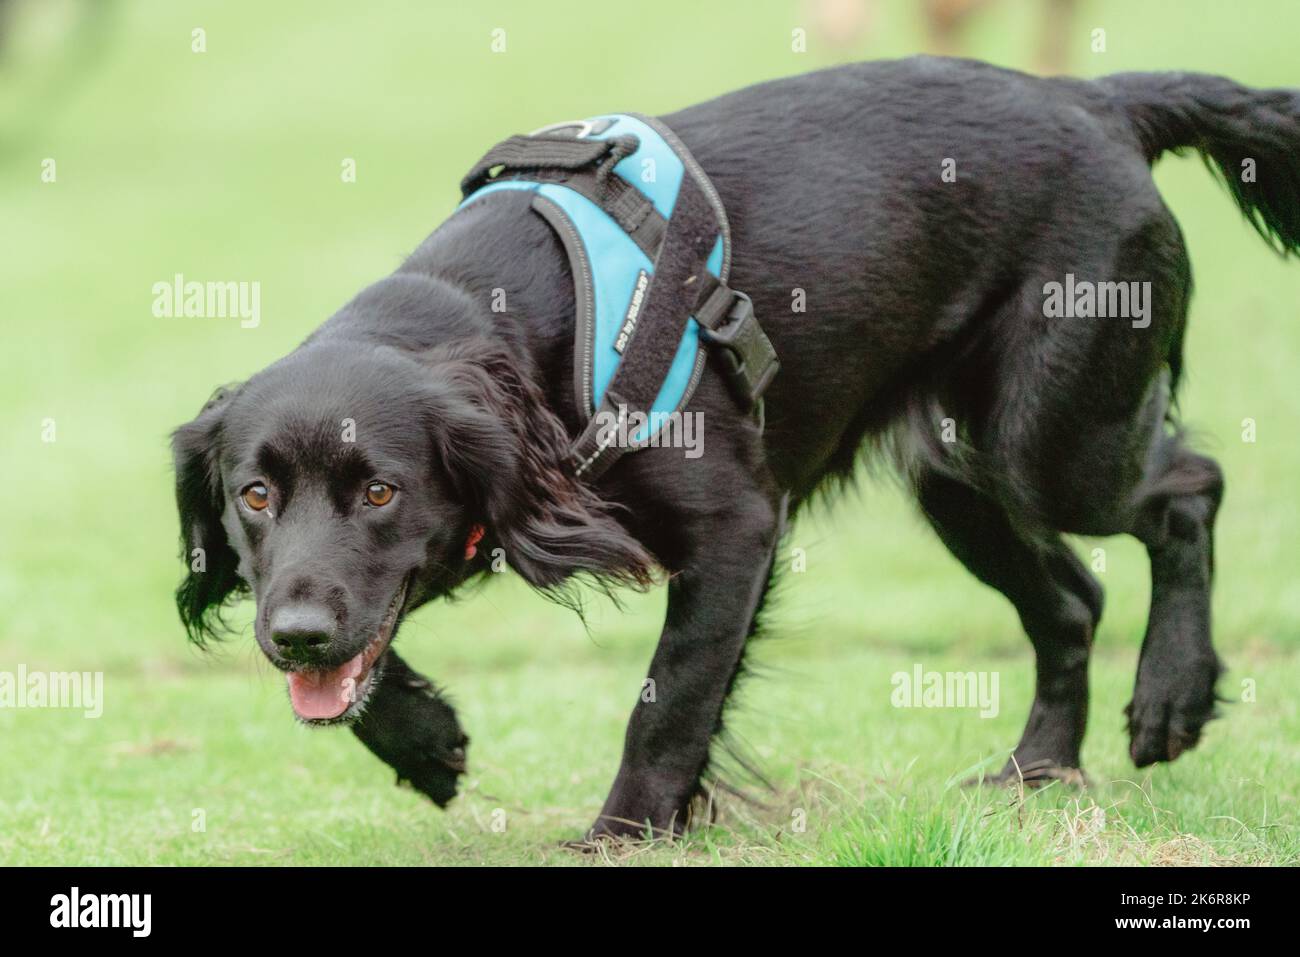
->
<box><xmin>568</xmin><ymin>170</ymin><xmax>716</xmax><ymax>480</ymax></box>
<box><xmin>459</xmin><ymin>116</ymin><xmax>780</xmax><ymax>481</ymax></box>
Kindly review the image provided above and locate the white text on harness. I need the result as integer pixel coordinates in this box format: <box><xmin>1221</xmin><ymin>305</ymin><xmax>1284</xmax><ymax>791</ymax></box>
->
<box><xmin>613</xmin><ymin>270</ymin><xmax>650</xmax><ymax>354</ymax></box>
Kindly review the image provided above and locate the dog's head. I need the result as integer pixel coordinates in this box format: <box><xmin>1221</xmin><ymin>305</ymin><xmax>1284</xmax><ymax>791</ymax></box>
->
<box><xmin>171</xmin><ymin>328</ymin><xmax>655</xmax><ymax>724</ymax></box>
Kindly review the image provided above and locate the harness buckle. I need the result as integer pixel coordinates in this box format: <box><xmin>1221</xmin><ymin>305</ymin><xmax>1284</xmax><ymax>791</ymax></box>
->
<box><xmin>699</xmin><ymin>291</ymin><xmax>779</xmax><ymax>408</ymax></box>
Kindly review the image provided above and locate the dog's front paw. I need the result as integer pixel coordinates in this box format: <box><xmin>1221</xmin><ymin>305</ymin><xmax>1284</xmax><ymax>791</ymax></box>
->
<box><xmin>563</xmin><ymin>817</ymin><xmax>664</xmax><ymax>851</ymax></box>
<box><xmin>387</xmin><ymin>716</ymin><xmax>467</xmax><ymax>808</ymax></box>
<box><xmin>1126</xmin><ymin>653</ymin><xmax>1222</xmax><ymax>767</ymax></box>
<box><xmin>970</xmin><ymin>759</ymin><xmax>1089</xmax><ymax>789</ymax></box>
<box><xmin>570</xmin><ymin>788</ymin><xmax>691</xmax><ymax>848</ymax></box>
<box><xmin>351</xmin><ymin>653</ymin><xmax>468</xmax><ymax>807</ymax></box>
<box><xmin>392</xmin><ymin>747</ymin><xmax>467</xmax><ymax>807</ymax></box>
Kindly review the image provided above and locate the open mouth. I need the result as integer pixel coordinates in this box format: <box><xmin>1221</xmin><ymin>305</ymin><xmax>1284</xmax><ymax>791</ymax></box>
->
<box><xmin>285</xmin><ymin>580</ymin><xmax>408</xmax><ymax>724</ymax></box>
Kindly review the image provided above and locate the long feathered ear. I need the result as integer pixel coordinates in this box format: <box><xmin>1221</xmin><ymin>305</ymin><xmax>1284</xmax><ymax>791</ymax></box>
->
<box><xmin>420</xmin><ymin>339</ymin><xmax>658</xmax><ymax>600</ymax></box>
<box><xmin>171</xmin><ymin>385</ymin><xmax>245</xmax><ymax>644</ymax></box>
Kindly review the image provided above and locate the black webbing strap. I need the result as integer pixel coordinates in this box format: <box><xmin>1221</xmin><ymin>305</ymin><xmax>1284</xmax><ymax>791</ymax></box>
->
<box><xmin>693</xmin><ymin>273</ymin><xmax>781</xmax><ymax>408</ymax></box>
<box><xmin>459</xmin><ymin>134</ymin><xmax>634</xmax><ymax>198</ymax></box>
<box><xmin>568</xmin><ymin>172</ymin><xmax>717</xmax><ymax>481</ymax></box>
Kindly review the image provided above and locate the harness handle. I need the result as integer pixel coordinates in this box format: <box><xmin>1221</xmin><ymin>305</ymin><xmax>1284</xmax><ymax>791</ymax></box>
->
<box><xmin>459</xmin><ymin>133</ymin><xmax>637</xmax><ymax>199</ymax></box>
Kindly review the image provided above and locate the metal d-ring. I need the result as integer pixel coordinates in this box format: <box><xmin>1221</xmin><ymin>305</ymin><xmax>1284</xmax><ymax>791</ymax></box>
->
<box><xmin>529</xmin><ymin>119</ymin><xmax>597</xmax><ymax>139</ymax></box>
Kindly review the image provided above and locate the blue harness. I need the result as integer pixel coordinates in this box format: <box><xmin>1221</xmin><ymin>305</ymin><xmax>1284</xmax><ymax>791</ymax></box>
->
<box><xmin>459</xmin><ymin>113</ymin><xmax>778</xmax><ymax>480</ymax></box>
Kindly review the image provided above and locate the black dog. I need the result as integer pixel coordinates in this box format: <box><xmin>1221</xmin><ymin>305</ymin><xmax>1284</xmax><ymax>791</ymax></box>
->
<box><xmin>172</xmin><ymin>57</ymin><xmax>1300</xmax><ymax>841</ymax></box>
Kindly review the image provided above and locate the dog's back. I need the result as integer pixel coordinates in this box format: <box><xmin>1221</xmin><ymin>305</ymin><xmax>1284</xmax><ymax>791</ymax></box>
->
<box><xmin>661</xmin><ymin>57</ymin><xmax>1295</xmax><ymax>503</ymax></box>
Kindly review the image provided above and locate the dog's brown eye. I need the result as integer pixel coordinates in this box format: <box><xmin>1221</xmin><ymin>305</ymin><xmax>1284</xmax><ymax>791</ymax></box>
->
<box><xmin>365</xmin><ymin>482</ymin><xmax>394</xmax><ymax>507</ymax></box>
<box><xmin>242</xmin><ymin>483</ymin><xmax>270</xmax><ymax>512</ymax></box>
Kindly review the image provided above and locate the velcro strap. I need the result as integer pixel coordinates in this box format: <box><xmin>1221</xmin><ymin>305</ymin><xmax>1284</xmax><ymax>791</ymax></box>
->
<box><xmin>460</xmin><ymin>134</ymin><xmax>623</xmax><ymax>198</ymax></box>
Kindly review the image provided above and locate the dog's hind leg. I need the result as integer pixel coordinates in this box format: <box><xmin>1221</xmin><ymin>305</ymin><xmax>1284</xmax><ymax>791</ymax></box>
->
<box><xmin>1124</xmin><ymin>436</ymin><xmax>1225</xmax><ymax>766</ymax></box>
<box><xmin>985</xmin><ymin>313</ymin><xmax>1224</xmax><ymax>767</ymax></box>
<box><xmin>1032</xmin><ymin>405</ymin><xmax>1226</xmax><ymax>767</ymax></box>
<box><xmin>351</xmin><ymin>650</ymin><xmax>469</xmax><ymax>807</ymax></box>
<box><xmin>917</xmin><ymin>469</ymin><xmax>1101</xmax><ymax>783</ymax></box>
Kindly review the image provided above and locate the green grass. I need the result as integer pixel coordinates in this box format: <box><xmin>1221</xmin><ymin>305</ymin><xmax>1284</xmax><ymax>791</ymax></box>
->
<box><xmin>2</xmin><ymin>0</ymin><xmax>1299</xmax><ymax>866</ymax></box>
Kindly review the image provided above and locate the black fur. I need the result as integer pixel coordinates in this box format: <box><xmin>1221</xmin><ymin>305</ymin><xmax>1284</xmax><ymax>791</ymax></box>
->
<box><xmin>172</xmin><ymin>57</ymin><xmax>1300</xmax><ymax>838</ymax></box>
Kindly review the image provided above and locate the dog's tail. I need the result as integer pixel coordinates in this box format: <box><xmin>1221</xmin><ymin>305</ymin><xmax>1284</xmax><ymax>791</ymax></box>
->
<box><xmin>1102</xmin><ymin>71</ymin><xmax>1300</xmax><ymax>256</ymax></box>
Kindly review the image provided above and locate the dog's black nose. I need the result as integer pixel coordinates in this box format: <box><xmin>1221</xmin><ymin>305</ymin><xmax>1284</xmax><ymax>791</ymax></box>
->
<box><xmin>270</xmin><ymin>604</ymin><xmax>337</xmax><ymax>661</ymax></box>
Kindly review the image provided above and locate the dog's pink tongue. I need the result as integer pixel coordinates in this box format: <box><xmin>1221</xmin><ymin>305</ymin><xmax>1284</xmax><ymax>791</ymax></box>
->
<box><xmin>286</xmin><ymin>654</ymin><xmax>365</xmax><ymax>720</ymax></box>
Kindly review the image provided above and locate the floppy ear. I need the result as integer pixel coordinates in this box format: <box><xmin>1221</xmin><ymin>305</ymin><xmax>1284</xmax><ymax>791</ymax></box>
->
<box><xmin>171</xmin><ymin>386</ymin><xmax>245</xmax><ymax>644</ymax></box>
<box><xmin>420</xmin><ymin>339</ymin><xmax>658</xmax><ymax>599</ymax></box>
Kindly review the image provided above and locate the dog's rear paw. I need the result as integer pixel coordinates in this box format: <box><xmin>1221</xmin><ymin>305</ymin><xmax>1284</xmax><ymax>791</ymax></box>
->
<box><xmin>1126</xmin><ymin>655</ymin><xmax>1222</xmax><ymax>767</ymax></box>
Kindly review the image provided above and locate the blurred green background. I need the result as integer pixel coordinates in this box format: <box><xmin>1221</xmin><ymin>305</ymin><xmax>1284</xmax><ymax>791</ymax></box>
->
<box><xmin>1</xmin><ymin>0</ymin><xmax>1297</xmax><ymax>865</ymax></box>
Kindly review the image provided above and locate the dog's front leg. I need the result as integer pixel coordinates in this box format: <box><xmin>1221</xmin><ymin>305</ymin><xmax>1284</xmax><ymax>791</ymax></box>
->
<box><xmin>586</xmin><ymin>490</ymin><xmax>785</xmax><ymax>842</ymax></box>
<box><xmin>351</xmin><ymin>650</ymin><xmax>468</xmax><ymax>807</ymax></box>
